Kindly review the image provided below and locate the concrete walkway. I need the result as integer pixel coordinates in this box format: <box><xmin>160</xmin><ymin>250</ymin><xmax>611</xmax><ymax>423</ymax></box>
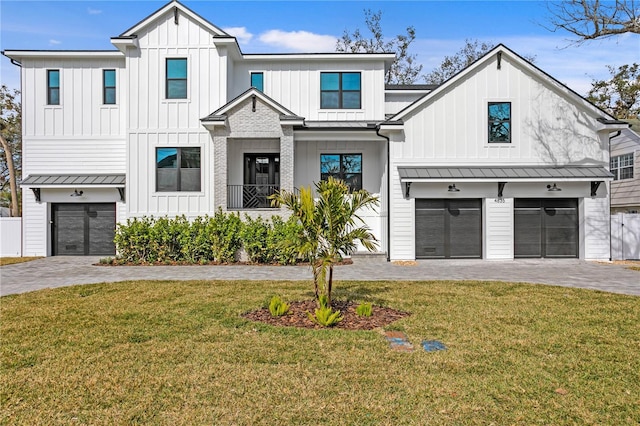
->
<box><xmin>1</xmin><ymin>256</ymin><xmax>638</xmax><ymax>296</ymax></box>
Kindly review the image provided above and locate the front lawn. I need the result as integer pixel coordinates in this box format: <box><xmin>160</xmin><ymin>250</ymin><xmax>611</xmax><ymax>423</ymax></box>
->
<box><xmin>1</xmin><ymin>280</ymin><xmax>638</xmax><ymax>424</ymax></box>
<box><xmin>0</xmin><ymin>257</ymin><xmax>42</xmax><ymax>266</ymax></box>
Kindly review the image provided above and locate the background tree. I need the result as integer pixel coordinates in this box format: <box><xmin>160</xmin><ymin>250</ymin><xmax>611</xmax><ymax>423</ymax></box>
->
<box><xmin>587</xmin><ymin>63</ymin><xmax>640</xmax><ymax>119</ymax></box>
<box><xmin>546</xmin><ymin>0</ymin><xmax>640</xmax><ymax>43</ymax></box>
<box><xmin>336</xmin><ymin>9</ymin><xmax>423</xmax><ymax>84</ymax></box>
<box><xmin>271</xmin><ymin>177</ymin><xmax>379</xmax><ymax>306</ymax></box>
<box><xmin>424</xmin><ymin>39</ymin><xmax>537</xmax><ymax>85</ymax></box>
<box><xmin>0</xmin><ymin>85</ymin><xmax>21</xmax><ymax>217</ymax></box>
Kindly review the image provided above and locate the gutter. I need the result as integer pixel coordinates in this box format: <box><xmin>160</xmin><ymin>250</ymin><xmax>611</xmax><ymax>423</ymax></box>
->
<box><xmin>376</xmin><ymin>125</ymin><xmax>391</xmax><ymax>262</ymax></box>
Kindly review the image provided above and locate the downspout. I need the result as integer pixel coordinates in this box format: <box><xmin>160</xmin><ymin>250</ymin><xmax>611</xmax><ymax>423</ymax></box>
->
<box><xmin>376</xmin><ymin>126</ymin><xmax>391</xmax><ymax>262</ymax></box>
<box><xmin>608</xmin><ymin>130</ymin><xmax>622</xmax><ymax>261</ymax></box>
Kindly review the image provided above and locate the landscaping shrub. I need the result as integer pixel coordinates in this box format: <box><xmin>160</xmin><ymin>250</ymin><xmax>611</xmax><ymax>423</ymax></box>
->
<box><xmin>268</xmin><ymin>296</ymin><xmax>290</xmax><ymax>317</ymax></box>
<box><xmin>356</xmin><ymin>302</ymin><xmax>373</xmax><ymax>317</ymax></box>
<box><xmin>240</xmin><ymin>215</ymin><xmax>302</xmax><ymax>264</ymax></box>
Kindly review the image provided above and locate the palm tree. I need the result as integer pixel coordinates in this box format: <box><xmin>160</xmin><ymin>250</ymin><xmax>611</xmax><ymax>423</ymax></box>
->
<box><xmin>271</xmin><ymin>177</ymin><xmax>379</xmax><ymax>306</ymax></box>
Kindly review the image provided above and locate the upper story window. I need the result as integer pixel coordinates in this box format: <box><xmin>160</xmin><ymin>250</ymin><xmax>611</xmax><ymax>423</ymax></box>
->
<box><xmin>47</xmin><ymin>70</ymin><xmax>60</xmax><ymax>105</ymax></box>
<box><xmin>488</xmin><ymin>102</ymin><xmax>511</xmax><ymax>143</ymax></box>
<box><xmin>166</xmin><ymin>58</ymin><xmax>187</xmax><ymax>99</ymax></box>
<box><xmin>250</xmin><ymin>72</ymin><xmax>264</xmax><ymax>91</ymax></box>
<box><xmin>611</xmin><ymin>153</ymin><xmax>634</xmax><ymax>180</ymax></box>
<box><xmin>320</xmin><ymin>153</ymin><xmax>362</xmax><ymax>191</ymax></box>
<box><xmin>320</xmin><ymin>72</ymin><xmax>361</xmax><ymax>109</ymax></box>
<box><xmin>156</xmin><ymin>147</ymin><xmax>201</xmax><ymax>192</ymax></box>
<box><xmin>103</xmin><ymin>70</ymin><xmax>116</xmax><ymax>105</ymax></box>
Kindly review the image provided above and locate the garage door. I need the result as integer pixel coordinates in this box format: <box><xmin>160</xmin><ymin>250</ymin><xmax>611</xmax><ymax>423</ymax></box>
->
<box><xmin>52</xmin><ymin>203</ymin><xmax>116</xmax><ymax>256</ymax></box>
<box><xmin>514</xmin><ymin>199</ymin><xmax>578</xmax><ymax>258</ymax></box>
<box><xmin>415</xmin><ymin>199</ymin><xmax>482</xmax><ymax>259</ymax></box>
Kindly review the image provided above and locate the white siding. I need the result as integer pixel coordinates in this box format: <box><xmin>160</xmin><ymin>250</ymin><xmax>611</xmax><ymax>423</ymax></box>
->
<box><xmin>22</xmin><ymin>191</ymin><xmax>48</xmax><ymax>257</ymax></box>
<box><xmin>231</xmin><ymin>60</ymin><xmax>387</xmax><ymax>120</ymax></box>
<box><xmin>485</xmin><ymin>198</ymin><xmax>514</xmax><ymax>259</ymax></box>
<box><xmin>24</xmin><ymin>138</ymin><xmax>125</xmax><ymax>174</ymax></box>
<box><xmin>583</xmin><ymin>196</ymin><xmax>611</xmax><ymax>261</ymax></box>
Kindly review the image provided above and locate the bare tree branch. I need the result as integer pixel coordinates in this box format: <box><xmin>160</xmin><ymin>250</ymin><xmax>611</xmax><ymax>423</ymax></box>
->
<box><xmin>546</xmin><ymin>0</ymin><xmax>640</xmax><ymax>44</ymax></box>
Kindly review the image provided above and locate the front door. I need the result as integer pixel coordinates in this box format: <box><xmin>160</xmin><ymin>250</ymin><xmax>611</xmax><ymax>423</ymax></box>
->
<box><xmin>243</xmin><ymin>154</ymin><xmax>279</xmax><ymax>208</ymax></box>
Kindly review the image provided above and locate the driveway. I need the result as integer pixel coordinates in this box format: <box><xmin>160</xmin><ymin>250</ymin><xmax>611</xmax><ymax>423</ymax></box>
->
<box><xmin>0</xmin><ymin>256</ymin><xmax>638</xmax><ymax>296</ymax></box>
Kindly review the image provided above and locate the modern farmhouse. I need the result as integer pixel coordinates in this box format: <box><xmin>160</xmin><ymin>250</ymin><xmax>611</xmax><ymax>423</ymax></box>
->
<box><xmin>2</xmin><ymin>0</ymin><xmax>628</xmax><ymax>260</ymax></box>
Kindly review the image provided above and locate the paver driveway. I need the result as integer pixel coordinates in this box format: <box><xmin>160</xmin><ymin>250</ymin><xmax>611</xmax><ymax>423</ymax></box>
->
<box><xmin>1</xmin><ymin>256</ymin><xmax>638</xmax><ymax>296</ymax></box>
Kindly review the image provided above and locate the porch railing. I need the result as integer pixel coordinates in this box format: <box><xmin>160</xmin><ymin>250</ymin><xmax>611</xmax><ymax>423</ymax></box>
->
<box><xmin>227</xmin><ymin>184</ymin><xmax>280</xmax><ymax>209</ymax></box>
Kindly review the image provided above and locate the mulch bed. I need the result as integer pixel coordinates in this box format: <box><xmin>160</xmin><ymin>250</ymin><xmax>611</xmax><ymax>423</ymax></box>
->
<box><xmin>242</xmin><ymin>300</ymin><xmax>411</xmax><ymax>330</ymax></box>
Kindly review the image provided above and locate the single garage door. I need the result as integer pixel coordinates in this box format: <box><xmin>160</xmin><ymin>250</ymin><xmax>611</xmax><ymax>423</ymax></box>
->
<box><xmin>415</xmin><ymin>199</ymin><xmax>482</xmax><ymax>258</ymax></box>
<box><xmin>514</xmin><ymin>199</ymin><xmax>578</xmax><ymax>258</ymax></box>
<box><xmin>52</xmin><ymin>203</ymin><xmax>116</xmax><ymax>256</ymax></box>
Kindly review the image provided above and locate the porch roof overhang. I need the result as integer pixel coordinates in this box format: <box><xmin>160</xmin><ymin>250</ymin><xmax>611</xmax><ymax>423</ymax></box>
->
<box><xmin>21</xmin><ymin>174</ymin><xmax>126</xmax><ymax>188</ymax></box>
<box><xmin>398</xmin><ymin>166</ymin><xmax>613</xmax><ymax>183</ymax></box>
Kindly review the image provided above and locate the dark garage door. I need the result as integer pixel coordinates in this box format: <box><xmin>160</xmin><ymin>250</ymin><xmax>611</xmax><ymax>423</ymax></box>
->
<box><xmin>514</xmin><ymin>199</ymin><xmax>578</xmax><ymax>258</ymax></box>
<box><xmin>52</xmin><ymin>203</ymin><xmax>116</xmax><ymax>256</ymax></box>
<box><xmin>415</xmin><ymin>199</ymin><xmax>482</xmax><ymax>259</ymax></box>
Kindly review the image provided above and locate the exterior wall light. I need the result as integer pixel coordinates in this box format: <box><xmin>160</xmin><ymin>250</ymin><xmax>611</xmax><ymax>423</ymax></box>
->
<box><xmin>448</xmin><ymin>184</ymin><xmax>460</xmax><ymax>192</ymax></box>
<box><xmin>547</xmin><ymin>183</ymin><xmax>561</xmax><ymax>192</ymax></box>
<box><xmin>70</xmin><ymin>190</ymin><xmax>84</xmax><ymax>197</ymax></box>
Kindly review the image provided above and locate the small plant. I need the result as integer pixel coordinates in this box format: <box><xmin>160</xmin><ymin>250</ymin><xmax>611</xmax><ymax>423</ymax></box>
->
<box><xmin>268</xmin><ymin>296</ymin><xmax>290</xmax><ymax>317</ymax></box>
<box><xmin>99</xmin><ymin>257</ymin><xmax>113</xmax><ymax>265</ymax></box>
<box><xmin>308</xmin><ymin>305</ymin><xmax>343</xmax><ymax>327</ymax></box>
<box><xmin>356</xmin><ymin>302</ymin><xmax>373</xmax><ymax>317</ymax></box>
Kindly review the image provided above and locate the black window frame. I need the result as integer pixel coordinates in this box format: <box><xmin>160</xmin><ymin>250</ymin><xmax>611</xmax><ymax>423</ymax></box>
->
<box><xmin>47</xmin><ymin>69</ymin><xmax>60</xmax><ymax>105</ymax></box>
<box><xmin>103</xmin><ymin>69</ymin><xmax>116</xmax><ymax>105</ymax></box>
<box><xmin>611</xmin><ymin>153</ymin><xmax>634</xmax><ymax>180</ymax></box>
<box><xmin>320</xmin><ymin>72</ymin><xmax>361</xmax><ymax>109</ymax></box>
<box><xmin>156</xmin><ymin>147</ymin><xmax>201</xmax><ymax>192</ymax></box>
<box><xmin>166</xmin><ymin>58</ymin><xmax>188</xmax><ymax>100</ymax></box>
<box><xmin>488</xmin><ymin>101</ymin><xmax>511</xmax><ymax>143</ymax></box>
<box><xmin>250</xmin><ymin>72</ymin><xmax>264</xmax><ymax>91</ymax></box>
<box><xmin>320</xmin><ymin>153</ymin><xmax>363</xmax><ymax>191</ymax></box>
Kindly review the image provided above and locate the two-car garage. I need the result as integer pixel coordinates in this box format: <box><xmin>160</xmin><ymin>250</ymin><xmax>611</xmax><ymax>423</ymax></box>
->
<box><xmin>415</xmin><ymin>198</ymin><xmax>579</xmax><ymax>259</ymax></box>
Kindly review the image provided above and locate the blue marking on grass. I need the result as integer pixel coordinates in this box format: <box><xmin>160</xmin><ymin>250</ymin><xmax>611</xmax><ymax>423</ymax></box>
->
<box><xmin>421</xmin><ymin>340</ymin><xmax>447</xmax><ymax>352</ymax></box>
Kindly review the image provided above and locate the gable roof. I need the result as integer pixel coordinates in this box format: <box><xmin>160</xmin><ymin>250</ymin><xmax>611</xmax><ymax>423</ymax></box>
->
<box><xmin>119</xmin><ymin>0</ymin><xmax>228</xmax><ymax>37</ymax></box>
<box><xmin>389</xmin><ymin>44</ymin><xmax>619</xmax><ymax>125</ymax></box>
<box><xmin>201</xmin><ymin>88</ymin><xmax>305</xmax><ymax>128</ymax></box>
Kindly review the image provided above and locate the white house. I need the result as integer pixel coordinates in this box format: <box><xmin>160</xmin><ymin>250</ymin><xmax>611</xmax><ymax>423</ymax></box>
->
<box><xmin>2</xmin><ymin>0</ymin><xmax>627</xmax><ymax>260</ymax></box>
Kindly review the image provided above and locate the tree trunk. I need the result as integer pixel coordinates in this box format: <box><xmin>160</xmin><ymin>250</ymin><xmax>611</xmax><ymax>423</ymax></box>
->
<box><xmin>327</xmin><ymin>265</ymin><xmax>334</xmax><ymax>306</ymax></box>
<box><xmin>0</xmin><ymin>134</ymin><xmax>18</xmax><ymax>217</ymax></box>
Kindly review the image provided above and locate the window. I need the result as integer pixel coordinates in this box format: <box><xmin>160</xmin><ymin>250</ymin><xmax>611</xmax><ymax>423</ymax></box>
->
<box><xmin>320</xmin><ymin>72</ymin><xmax>361</xmax><ymax>109</ymax></box>
<box><xmin>488</xmin><ymin>102</ymin><xmax>511</xmax><ymax>143</ymax></box>
<box><xmin>103</xmin><ymin>70</ymin><xmax>116</xmax><ymax>104</ymax></box>
<box><xmin>156</xmin><ymin>147</ymin><xmax>201</xmax><ymax>191</ymax></box>
<box><xmin>320</xmin><ymin>153</ymin><xmax>362</xmax><ymax>191</ymax></box>
<box><xmin>166</xmin><ymin>58</ymin><xmax>187</xmax><ymax>99</ymax></box>
<box><xmin>611</xmin><ymin>153</ymin><xmax>634</xmax><ymax>180</ymax></box>
<box><xmin>250</xmin><ymin>72</ymin><xmax>264</xmax><ymax>91</ymax></box>
<box><xmin>47</xmin><ymin>70</ymin><xmax>60</xmax><ymax>105</ymax></box>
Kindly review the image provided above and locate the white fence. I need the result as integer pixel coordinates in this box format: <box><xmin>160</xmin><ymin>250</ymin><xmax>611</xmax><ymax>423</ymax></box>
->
<box><xmin>611</xmin><ymin>213</ymin><xmax>640</xmax><ymax>260</ymax></box>
<box><xmin>0</xmin><ymin>217</ymin><xmax>22</xmax><ymax>257</ymax></box>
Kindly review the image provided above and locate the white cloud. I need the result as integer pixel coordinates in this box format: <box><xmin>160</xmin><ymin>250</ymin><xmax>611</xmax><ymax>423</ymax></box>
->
<box><xmin>223</xmin><ymin>27</ymin><xmax>253</xmax><ymax>45</ymax></box>
<box><xmin>87</xmin><ymin>8</ymin><xmax>102</xmax><ymax>15</ymax></box>
<box><xmin>258</xmin><ymin>30</ymin><xmax>337</xmax><ymax>52</ymax></box>
<box><xmin>49</xmin><ymin>39</ymin><xmax>62</xmax><ymax>45</ymax></box>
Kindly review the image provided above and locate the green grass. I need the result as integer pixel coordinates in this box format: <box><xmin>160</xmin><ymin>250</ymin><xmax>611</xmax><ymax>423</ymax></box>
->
<box><xmin>1</xmin><ymin>280</ymin><xmax>639</xmax><ymax>425</ymax></box>
<box><xmin>0</xmin><ymin>257</ymin><xmax>42</xmax><ymax>266</ymax></box>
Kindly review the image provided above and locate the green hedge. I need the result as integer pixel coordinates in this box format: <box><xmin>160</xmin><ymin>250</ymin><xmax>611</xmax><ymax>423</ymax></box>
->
<box><xmin>114</xmin><ymin>209</ymin><xmax>302</xmax><ymax>265</ymax></box>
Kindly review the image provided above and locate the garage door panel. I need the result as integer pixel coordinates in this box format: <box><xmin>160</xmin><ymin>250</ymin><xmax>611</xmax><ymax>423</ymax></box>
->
<box><xmin>53</xmin><ymin>203</ymin><xmax>115</xmax><ymax>256</ymax></box>
<box><xmin>416</xmin><ymin>199</ymin><xmax>481</xmax><ymax>259</ymax></box>
<box><xmin>514</xmin><ymin>199</ymin><xmax>577</xmax><ymax>258</ymax></box>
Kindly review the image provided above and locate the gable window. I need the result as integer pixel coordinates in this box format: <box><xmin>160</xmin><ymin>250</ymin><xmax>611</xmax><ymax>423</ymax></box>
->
<box><xmin>611</xmin><ymin>153</ymin><xmax>634</xmax><ymax>180</ymax></box>
<box><xmin>166</xmin><ymin>58</ymin><xmax>187</xmax><ymax>99</ymax></box>
<box><xmin>47</xmin><ymin>70</ymin><xmax>60</xmax><ymax>105</ymax></box>
<box><xmin>320</xmin><ymin>72</ymin><xmax>361</xmax><ymax>109</ymax></box>
<box><xmin>250</xmin><ymin>72</ymin><xmax>264</xmax><ymax>91</ymax></box>
<box><xmin>488</xmin><ymin>102</ymin><xmax>511</xmax><ymax>143</ymax></box>
<box><xmin>320</xmin><ymin>153</ymin><xmax>362</xmax><ymax>191</ymax></box>
<box><xmin>103</xmin><ymin>69</ymin><xmax>116</xmax><ymax>105</ymax></box>
<box><xmin>156</xmin><ymin>147</ymin><xmax>201</xmax><ymax>192</ymax></box>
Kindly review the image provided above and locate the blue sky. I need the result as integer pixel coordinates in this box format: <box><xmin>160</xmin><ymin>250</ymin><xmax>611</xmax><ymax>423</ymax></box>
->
<box><xmin>1</xmin><ymin>0</ymin><xmax>638</xmax><ymax>95</ymax></box>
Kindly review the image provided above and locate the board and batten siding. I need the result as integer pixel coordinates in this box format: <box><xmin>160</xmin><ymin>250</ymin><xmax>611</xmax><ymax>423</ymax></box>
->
<box><xmin>230</xmin><ymin>60</ymin><xmax>388</xmax><ymax>121</ymax></box>
<box><xmin>20</xmin><ymin>57</ymin><xmax>125</xmax><ymax>137</ymax></box>
<box><xmin>395</xmin><ymin>54</ymin><xmax>606</xmax><ymax>166</ymax></box>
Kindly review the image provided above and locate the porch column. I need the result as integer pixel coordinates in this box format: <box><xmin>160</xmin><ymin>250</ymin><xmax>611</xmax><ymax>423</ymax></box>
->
<box><xmin>280</xmin><ymin>126</ymin><xmax>294</xmax><ymax>193</ymax></box>
<box><xmin>213</xmin><ymin>130</ymin><xmax>228</xmax><ymax>210</ymax></box>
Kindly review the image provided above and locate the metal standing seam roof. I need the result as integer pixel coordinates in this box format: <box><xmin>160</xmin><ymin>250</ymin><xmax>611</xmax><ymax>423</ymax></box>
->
<box><xmin>398</xmin><ymin>166</ymin><xmax>613</xmax><ymax>181</ymax></box>
<box><xmin>20</xmin><ymin>174</ymin><xmax>126</xmax><ymax>186</ymax></box>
